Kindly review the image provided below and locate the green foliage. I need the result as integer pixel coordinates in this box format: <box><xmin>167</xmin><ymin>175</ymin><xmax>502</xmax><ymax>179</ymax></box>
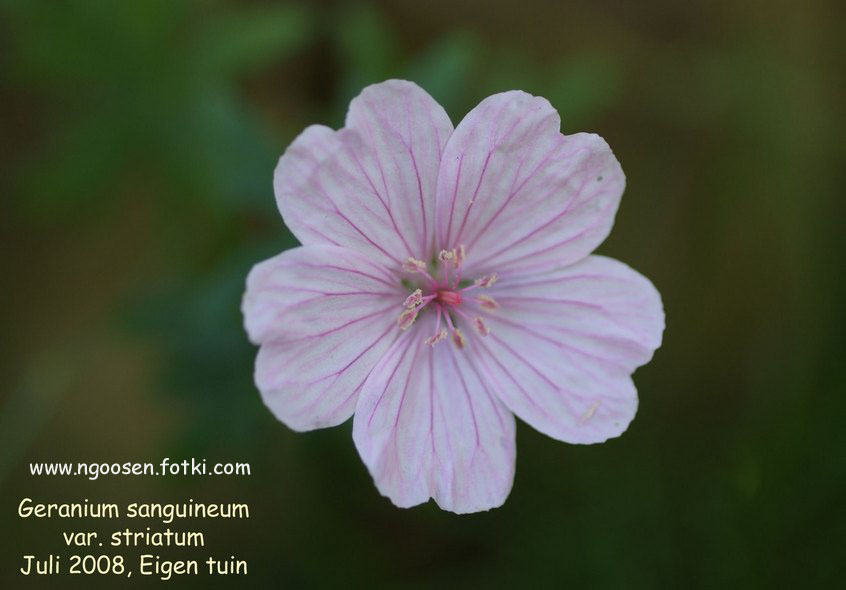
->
<box><xmin>3</xmin><ymin>0</ymin><xmax>315</xmax><ymax>219</ymax></box>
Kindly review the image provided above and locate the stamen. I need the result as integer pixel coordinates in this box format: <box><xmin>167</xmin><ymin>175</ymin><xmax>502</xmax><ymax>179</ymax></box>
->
<box><xmin>439</xmin><ymin>249</ymin><xmax>455</xmax><ymax>285</ymax></box>
<box><xmin>402</xmin><ymin>257</ymin><xmax>428</xmax><ymax>273</ymax></box>
<box><xmin>442</xmin><ymin>310</ymin><xmax>467</xmax><ymax>349</ymax></box>
<box><xmin>444</xmin><ymin>310</ymin><xmax>458</xmax><ymax>331</ymax></box>
<box><xmin>453</xmin><ymin>245</ymin><xmax>467</xmax><ymax>287</ymax></box>
<box><xmin>425</xmin><ymin>329</ymin><xmax>448</xmax><ymax>346</ymax></box>
<box><xmin>402</xmin><ymin>257</ymin><xmax>438</xmax><ymax>287</ymax></box>
<box><xmin>473</xmin><ymin>317</ymin><xmax>490</xmax><ymax>337</ymax></box>
<box><xmin>475</xmin><ymin>294</ymin><xmax>499</xmax><ymax>310</ymax></box>
<box><xmin>474</xmin><ymin>273</ymin><xmax>497</xmax><ymax>288</ymax></box>
<box><xmin>452</xmin><ymin>328</ymin><xmax>466</xmax><ymax>349</ymax></box>
<box><xmin>451</xmin><ymin>306</ymin><xmax>490</xmax><ymax>338</ymax></box>
<box><xmin>397</xmin><ymin>307</ymin><xmax>418</xmax><ymax>330</ymax></box>
<box><xmin>402</xmin><ymin>289</ymin><xmax>423</xmax><ymax>309</ymax></box>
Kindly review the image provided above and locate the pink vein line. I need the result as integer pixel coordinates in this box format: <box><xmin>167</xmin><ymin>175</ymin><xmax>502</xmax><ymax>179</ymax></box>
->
<box><xmin>367</xmin><ymin>332</ymin><xmax>416</xmax><ymax>427</ymax></box>
<box><xmin>451</xmin><ymin>107</ymin><xmax>539</xmax><ymax>246</ymax></box>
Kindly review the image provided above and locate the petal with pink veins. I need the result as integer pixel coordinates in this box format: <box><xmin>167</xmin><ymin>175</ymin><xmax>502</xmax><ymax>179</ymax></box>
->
<box><xmin>242</xmin><ymin>246</ymin><xmax>404</xmax><ymax>431</ymax></box>
<box><xmin>275</xmin><ymin>80</ymin><xmax>453</xmax><ymax>267</ymax></box>
<box><xmin>435</xmin><ymin>90</ymin><xmax>624</xmax><ymax>275</ymax></box>
<box><xmin>353</xmin><ymin>327</ymin><xmax>516</xmax><ymax>513</ymax></box>
<box><xmin>472</xmin><ymin>255</ymin><xmax>664</xmax><ymax>444</ymax></box>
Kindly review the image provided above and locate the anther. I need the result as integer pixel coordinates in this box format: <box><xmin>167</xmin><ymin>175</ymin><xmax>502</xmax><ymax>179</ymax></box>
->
<box><xmin>452</xmin><ymin>329</ymin><xmax>466</xmax><ymax>349</ymax></box>
<box><xmin>438</xmin><ymin>249</ymin><xmax>455</xmax><ymax>263</ymax></box>
<box><xmin>425</xmin><ymin>329</ymin><xmax>448</xmax><ymax>346</ymax></box>
<box><xmin>474</xmin><ymin>273</ymin><xmax>497</xmax><ymax>288</ymax></box>
<box><xmin>475</xmin><ymin>294</ymin><xmax>499</xmax><ymax>310</ymax></box>
<box><xmin>473</xmin><ymin>317</ymin><xmax>490</xmax><ymax>337</ymax></box>
<box><xmin>397</xmin><ymin>307</ymin><xmax>418</xmax><ymax>330</ymax></box>
<box><xmin>402</xmin><ymin>289</ymin><xmax>423</xmax><ymax>309</ymax></box>
<box><xmin>402</xmin><ymin>257</ymin><xmax>427</xmax><ymax>273</ymax></box>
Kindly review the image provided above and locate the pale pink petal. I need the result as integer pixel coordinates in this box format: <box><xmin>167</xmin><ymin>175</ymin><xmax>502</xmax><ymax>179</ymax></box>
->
<box><xmin>471</xmin><ymin>255</ymin><xmax>664</xmax><ymax>444</ymax></box>
<box><xmin>275</xmin><ymin>80</ymin><xmax>453</xmax><ymax>267</ymax></box>
<box><xmin>242</xmin><ymin>245</ymin><xmax>404</xmax><ymax>431</ymax></box>
<box><xmin>434</xmin><ymin>90</ymin><xmax>624</xmax><ymax>275</ymax></box>
<box><xmin>353</xmin><ymin>324</ymin><xmax>516</xmax><ymax>513</ymax></box>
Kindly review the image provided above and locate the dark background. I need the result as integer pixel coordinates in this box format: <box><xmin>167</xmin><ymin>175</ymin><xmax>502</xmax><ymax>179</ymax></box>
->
<box><xmin>1</xmin><ymin>0</ymin><xmax>844</xmax><ymax>587</ymax></box>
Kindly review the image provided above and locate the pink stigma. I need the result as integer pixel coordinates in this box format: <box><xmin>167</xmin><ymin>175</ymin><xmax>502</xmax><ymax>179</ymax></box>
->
<box><xmin>436</xmin><ymin>290</ymin><xmax>462</xmax><ymax>307</ymax></box>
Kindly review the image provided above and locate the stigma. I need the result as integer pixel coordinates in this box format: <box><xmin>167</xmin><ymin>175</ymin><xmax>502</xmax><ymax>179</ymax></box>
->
<box><xmin>435</xmin><ymin>290</ymin><xmax>461</xmax><ymax>306</ymax></box>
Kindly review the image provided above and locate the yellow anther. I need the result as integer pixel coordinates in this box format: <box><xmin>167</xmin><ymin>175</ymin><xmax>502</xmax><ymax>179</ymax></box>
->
<box><xmin>452</xmin><ymin>329</ymin><xmax>466</xmax><ymax>349</ymax></box>
<box><xmin>398</xmin><ymin>307</ymin><xmax>419</xmax><ymax>330</ymax></box>
<box><xmin>402</xmin><ymin>257</ymin><xmax>427</xmax><ymax>273</ymax></box>
<box><xmin>475</xmin><ymin>295</ymin><xmax>499</xmax><ymax>310</ymax></box>
<box><xmin>473</xmin><ymin>317</ymin><xmax>490</xmax><ymax>337</ymax></box>
<box><xmin>402</xmin><ymin>289</ymin><xmax>423</xmax><ymax>309</ymax></box>
<box><xmin>425</xmin><ymin>329</ymin><xmax>448</xmax><ymax>346</ymax></box>
<box><xmin>474</xmin><ymin>273</ymin><xmax>497</xmax><ymax>288</ymax></box>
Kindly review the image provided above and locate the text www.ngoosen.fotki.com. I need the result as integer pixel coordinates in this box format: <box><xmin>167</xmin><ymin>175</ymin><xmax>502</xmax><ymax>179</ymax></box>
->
<box><xmin>29</xmin><ymin>459</ymin><xmax>250</xmax><ymax>480</ymax></box>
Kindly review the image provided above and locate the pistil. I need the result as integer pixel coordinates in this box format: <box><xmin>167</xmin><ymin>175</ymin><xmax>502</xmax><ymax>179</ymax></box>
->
<box><xmin>435</xmin><ymin>289</ymin><xmax>461</xmax><ymax>306</ymax></box>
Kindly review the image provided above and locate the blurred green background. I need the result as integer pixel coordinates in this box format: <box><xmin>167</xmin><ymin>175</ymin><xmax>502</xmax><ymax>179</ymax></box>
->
<box><xmin>1</xmin><ymin>0</ymin><xmax>844</xmax><ymax>587</ymax></box>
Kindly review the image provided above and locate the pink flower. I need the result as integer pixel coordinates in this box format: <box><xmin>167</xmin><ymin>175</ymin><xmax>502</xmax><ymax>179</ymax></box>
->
<box><xmin>243</xmin><ymin>80</ymin><xmax>664</xmax><ymax>513</ymax></box>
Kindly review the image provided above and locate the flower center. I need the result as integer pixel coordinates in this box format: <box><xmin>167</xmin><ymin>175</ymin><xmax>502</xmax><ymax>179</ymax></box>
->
<box><xmin>435</xmin><ymin>290</ymin><xmax>461</xmax><ymax>306</ymax></box>
<box><xmin>397</xmin><ymin>247</ymin><xmax>498</xmax><ymax>348</ymax></box>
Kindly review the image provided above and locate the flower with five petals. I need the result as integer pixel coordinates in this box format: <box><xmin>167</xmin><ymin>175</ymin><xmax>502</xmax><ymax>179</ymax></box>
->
<box><xmin>243</xmin><ymin>80</ymin><xmax>664</xmax><ymax>513</ymax></box>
